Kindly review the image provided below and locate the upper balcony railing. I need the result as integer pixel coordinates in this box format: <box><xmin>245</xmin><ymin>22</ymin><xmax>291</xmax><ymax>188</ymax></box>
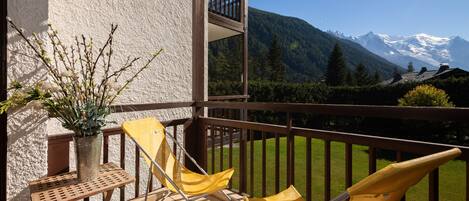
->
<box><xmin>208</xmin><ymin>0</ymin><xmax>243</xmax><ymax>22</ymax></box>
<box><xmin>46</xmin><ymin>101</ymin><xmax>469</xmax><ymax>201</ymax></box>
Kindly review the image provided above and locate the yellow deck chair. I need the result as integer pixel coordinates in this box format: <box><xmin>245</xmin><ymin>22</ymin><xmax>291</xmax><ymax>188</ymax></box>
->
<box><xmin>331</xmin><ymin>148</ymin><xmax>461</xmax><ymax>201</ymax></box>
<box><xmin>122</xmin><ymin>118</ymin><xmax>235</xmax><ymax>200</ymax></box>
<box><xmin>245</xmin><ymin>185</ymin><xmax>304</xmax><ymax>201</ymax></box>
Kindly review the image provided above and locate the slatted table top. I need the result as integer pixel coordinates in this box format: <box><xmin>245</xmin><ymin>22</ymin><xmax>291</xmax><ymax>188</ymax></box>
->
<box><xmin>29</xmin><ymin>163</ymin><xmax>135</xmax><ymax>201</ymax></box>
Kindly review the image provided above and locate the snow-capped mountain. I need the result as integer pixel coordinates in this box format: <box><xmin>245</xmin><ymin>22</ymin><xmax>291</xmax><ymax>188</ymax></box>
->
<box><xmin>331</xmin><ymin>31</ymin><xmax>469</xmax><ymax>70</ymax></box>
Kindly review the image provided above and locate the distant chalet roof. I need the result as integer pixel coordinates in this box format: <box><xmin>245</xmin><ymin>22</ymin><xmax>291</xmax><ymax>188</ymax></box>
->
<box><xmin>380</xmin><ymin>66</ymin><xmax>469</xmax><ymax>85</ymax></box>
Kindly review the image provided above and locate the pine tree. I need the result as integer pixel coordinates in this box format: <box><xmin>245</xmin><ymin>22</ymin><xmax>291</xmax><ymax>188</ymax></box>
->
<box><xmin>208</xmin><ymin>36</ymin><xmax>242</xmax><ymax>82</ymax></box>
<box><xmin>260</xmin><ymin>52</ymin><xmax>272</xmax><ymax>81</ymax></box>
<box><xmin>372</xmin><ymin>71</ymin><xmax>381</xmax><ymax>84</ymax></box>
<box><xmin>249</xmin><ymin>56</ymin><xmax>263</xmax><ymax>81</ymax></box>
<box><xmin>407</xmin><ymin>62</ymin><xmax>414</xmax><ymax>73</ymax></box>
<box><xmin>345</xmin><ymin>69</ymin><xmax>355</xmax><ymax>86</ymax></box>
<box><xmin>268</xmin><ymin>35</ymin><xmax>285</xmax><ymax>82</ymax></box>
<box><xmin>326</xmin><ymin>43</ymin><xmax>347</xmax><ymax>86</ymax></box>
<box><xmin>354</xmin><ymin>63</ymin><xmax>370</xmax><ymax>86</ymax></box>
<box><xmin>210</xmin><ymin>52</ymin><xmax>237</xmax><ymax>82</ymax></box>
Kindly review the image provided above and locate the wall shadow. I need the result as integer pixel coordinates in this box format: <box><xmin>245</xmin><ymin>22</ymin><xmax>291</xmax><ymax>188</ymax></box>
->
<box><xmin>7</xmin><ymin>0</ymin><xmax>49</xmax><ymax>200</ymax></box>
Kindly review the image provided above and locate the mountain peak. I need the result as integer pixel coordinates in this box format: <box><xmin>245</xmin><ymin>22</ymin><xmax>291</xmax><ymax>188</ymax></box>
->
<box><xmin>360</xmin><ymin>32</ymin><xmax>392</xmax><ymax>41</ymax></box>
<box><xmin>450</xmin><ymin>36</ymin><xmax>464</xmax><ymax>41</ymax></box>
<box><xmin>351</xmin><ymin>32</ymin><xmax>469</xmax><ymax>70</ymax></box>
<box><xmin>412</xmin><ymin>33</ymin><xmax>450</xmax><ymax>45</ymax></box>
<box><xmin>414</xmin><ymin>33</ymin><xmax>433</xmax><ymax>37</ymax></box>
<box><xmin>327</xmin><ymin>30</ymin><xmax>348</xmax><ymax>38</ymax></box>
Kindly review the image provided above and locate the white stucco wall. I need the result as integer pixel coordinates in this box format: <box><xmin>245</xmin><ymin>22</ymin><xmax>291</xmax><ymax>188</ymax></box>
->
<box><xmin>7</xmin><ymin>0</ymin><xmax>49</xmax><ymax>200</ymax></box>
<box><xmin>7</xmin><ymin>0</ymin><xmax>199</xmax><ymax>200</ymax></box>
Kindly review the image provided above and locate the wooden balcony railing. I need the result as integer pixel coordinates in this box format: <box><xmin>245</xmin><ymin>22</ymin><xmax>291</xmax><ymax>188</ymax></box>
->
<box><xmin>208</xmin><ymin>0</ymin><xmax>243</xmax><ymax>22</ymax></box>
<box><xmin>198</xmin><ymin>101</ymin><xmax>469</xmax><ymax>201</ymax></box>
<box><xmin>47</xmin><ymin>101</ymin><xmax>469</xmax><ymax>201</ymax></box>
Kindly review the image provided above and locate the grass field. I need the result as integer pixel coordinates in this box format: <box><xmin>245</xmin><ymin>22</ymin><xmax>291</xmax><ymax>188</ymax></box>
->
<box><xmin>207</xmin><ymin>136</ymin><xmax>466</xmax><ymax>201</ymax></box>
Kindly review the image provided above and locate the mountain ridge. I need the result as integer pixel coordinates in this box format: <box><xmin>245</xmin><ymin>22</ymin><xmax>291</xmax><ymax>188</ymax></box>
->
<box><xmin>248</xmin><ymin>8</ymin><xmax>402</xmax><ymax>81</ymax></box>
<box><xmin>331</xmin><ymin>31</ymin><xmax>469</xmax><ymax>70</ymax></box>
<box><xmin>209</xmin><ymin>8</ymin><xmax>402</xmax><ymax>82</ymax></box>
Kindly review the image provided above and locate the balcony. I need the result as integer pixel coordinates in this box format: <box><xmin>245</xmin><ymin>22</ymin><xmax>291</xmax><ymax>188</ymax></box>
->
<box><xmin>208</xmin><ymin>0</ymin><xmax>246</xmax><ymax>42</ymax></box>
<box><xmin>209</xmin><ymin>0</ymin><xmax>243</xmax><ymax>22</ymax></box>
<box><xmin>47</xmin><ymin>101</ymin><xmax>469</xmax><ymax>201</ymax></box>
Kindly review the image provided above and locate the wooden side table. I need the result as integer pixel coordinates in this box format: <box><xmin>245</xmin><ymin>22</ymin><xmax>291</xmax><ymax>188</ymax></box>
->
<box><xmin>29</xmin><ymin>163</ymin><xmax>135</xmax><ymax>201</ymax></box>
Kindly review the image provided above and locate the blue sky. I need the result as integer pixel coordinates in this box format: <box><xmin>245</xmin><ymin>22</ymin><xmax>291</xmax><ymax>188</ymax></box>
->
<box><xmin>250</xmin><ymin>0</ymin><xmax>469</xmax><ymax>40</ymax></box>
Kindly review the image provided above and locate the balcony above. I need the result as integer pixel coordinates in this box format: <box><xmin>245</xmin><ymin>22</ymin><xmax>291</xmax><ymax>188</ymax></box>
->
<box><xmin>208</xmin><ymin>0</ymin><xmax>245</xmax><ymax>42</ymax></box>
<box><xmin>209</xmin><ymin>0</ymin><xmax>243</xmax><ymax>22</ymax></box>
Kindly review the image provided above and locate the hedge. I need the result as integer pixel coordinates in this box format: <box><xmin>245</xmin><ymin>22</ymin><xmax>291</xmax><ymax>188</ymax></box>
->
<box><xmin>209</xmin><ymin>77</ymin><xmax>469</xmax><ymax>106</ymax></box>
<box><xmin>209</xmin><ymin>77</ymin><xmax>469</xmax><ymax>145</ymax></box>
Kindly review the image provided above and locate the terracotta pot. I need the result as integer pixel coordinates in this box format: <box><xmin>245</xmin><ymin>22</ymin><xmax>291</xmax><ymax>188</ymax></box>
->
<box><xmin>74</xmin><ymin>133</ymin><xmax>102</xmax><ymax>182</ymax></box>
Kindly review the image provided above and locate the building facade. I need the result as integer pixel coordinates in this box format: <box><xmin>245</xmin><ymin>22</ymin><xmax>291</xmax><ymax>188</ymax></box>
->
<box><xmin>3</xmin><ymin>0</ymin><xmax>247</xmax><ymax>200</ymax></box>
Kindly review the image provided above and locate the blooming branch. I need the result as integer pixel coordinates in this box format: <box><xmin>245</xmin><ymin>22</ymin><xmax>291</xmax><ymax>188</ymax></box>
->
<box><xmin>1</xmin><ymin>17</ymin><xmax>163</xmax><ymax>137</ymax></box>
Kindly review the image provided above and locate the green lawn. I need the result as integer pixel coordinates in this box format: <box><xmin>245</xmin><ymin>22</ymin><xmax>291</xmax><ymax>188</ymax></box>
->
<box><xmin>207</xmin><ymin>136</ymin><xmax>466</xmax><ymax>201</ymax></box>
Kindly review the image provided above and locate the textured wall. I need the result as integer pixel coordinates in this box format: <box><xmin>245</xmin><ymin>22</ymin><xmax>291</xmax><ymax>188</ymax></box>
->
<box><xmin>7</xmin><ymin>0</ymin><xmax>195</xmax><ymax>200</ymax></box>
<box><xmin>7</xmin><ymin>0</ymin><xmax>49</xmax><ymax>200</ymax></box>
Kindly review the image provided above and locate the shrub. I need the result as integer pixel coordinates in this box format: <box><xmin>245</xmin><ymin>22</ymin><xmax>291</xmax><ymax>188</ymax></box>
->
<box><xmin>398</xmin><ymin>84</ymin><xmax>454</xmax><ymax>107</ymax></box>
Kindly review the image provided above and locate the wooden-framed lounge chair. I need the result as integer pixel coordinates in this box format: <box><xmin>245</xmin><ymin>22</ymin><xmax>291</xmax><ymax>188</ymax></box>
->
<box><xmin>122</xmin><ymin>118</ymin><xmax>235</xmax><ymax>201</ymax></box>
<box><xmin>331</xmin><ymin>148</ymin><xmax>461</xmax><ymax>201</ymax></box>
<box><xmin>245</xmin><ymin>185</ymin><xmax>304</xmax><ymax>201</ymax></box>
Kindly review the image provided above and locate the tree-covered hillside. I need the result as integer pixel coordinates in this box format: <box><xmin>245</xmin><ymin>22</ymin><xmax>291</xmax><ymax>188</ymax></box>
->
<box><xmin>209</xmin><ymin>8</ymin><xmax>402</xmax><ymax>82</ymax></box>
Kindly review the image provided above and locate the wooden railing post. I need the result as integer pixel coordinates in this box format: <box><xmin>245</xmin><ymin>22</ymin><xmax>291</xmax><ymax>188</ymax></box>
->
<box><xmin>185</xmin><ymin>117</ymin><xmax>207</xmax><ymax>172</ymax></box>
<box><xmin>134</xmin><ymin>145</ymin><xmax>140</xmax><ymax>198</ymax></box>
<box><xmin>324</xmin><ymin>140</ymin><xmax>331</xmax><ymax>201</ymax></box>
<box><xmin>120</xmin><ymin>133</ymin><xmax>126</xmax><ymax>201</ymax></box>
<box><xmin>241</xmin><ymin>0</ymin><xmax>248</xmax><ymax>103</ymax></box>
<box><xmin>306</xmin><ymin>137</ymin><xmax>312</xmax><ymax>201</ymax></box>
<box><xmin>249</xmin><ymin>130</ymin><xmax>254</xmax><ymax>195</ymax></box>
<box><xmin>368</xmin><ymin>147</ymin><xmax>377</xmax><ymax>175</ymax></box>
<box><xmin>429</xmin><ymin>169</ymin><xmax>439</xmax><ymax>201</ymax></box>
<box><xmin>238</xmin><ymin>0</ymin><xmax>248</xmax><ymax>193</ymax></box>
<box><xmin>188</xmin><ymin>0</ymin><xmax>207</xmax><ymax>173</ymax></box>
<box><xmin>261</xmin><ymin>132</ymin><xmax>267</xmax><ymax>197</ymax></box>
<box><xmin>286</xmin><ymin>113</ymin><xmax>294</xmax><ymax>186</ymax></box>
<box><xmin>466</xmin><ymin>160</ymin><xmax>469</xmax><ymax>201</ymax></box>
<box><xmin>275</xmin><ymin>133</ymin><xmax>280</xmax><ymax>193</ymax></box>
<box><xmin>240</xmin><ymin>0</ymin><xmax>245</xmax><ymax>23</ymax></box>
<box><xmin>345</xmin><ymin>143</ymin><xmax>353</xmax><ymax>188</ymax></box>
<box><xmin>239</xmin><ymin>109</ymin><xmax>247</xmax><ymax>193</ymax></box>
<box><xmin>211</xmin><ymin>126</ymin><xmax>216</xmax><ymax>174</ymax></box>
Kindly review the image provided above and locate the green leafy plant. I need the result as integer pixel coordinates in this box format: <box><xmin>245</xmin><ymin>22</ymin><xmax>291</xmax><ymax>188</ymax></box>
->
<box><xmin>1</xmin><ymin>17</ymin><xmax>163</xmax><ymax>137</ymax></box>
<box><xmin>398</xmin><ymin>84</ymin><xmax>454</xmax><ymax>107</ymax></box>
